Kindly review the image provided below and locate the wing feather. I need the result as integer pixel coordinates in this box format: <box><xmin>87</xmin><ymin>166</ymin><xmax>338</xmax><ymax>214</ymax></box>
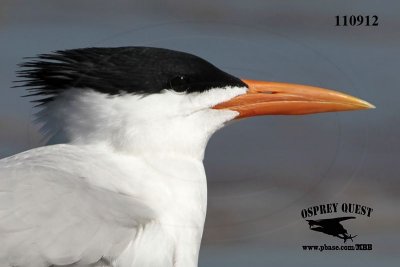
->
<box><xmin>0</xmin><ymin>145</ymin><xmax>153</xmax><ymax>266</ymax></box>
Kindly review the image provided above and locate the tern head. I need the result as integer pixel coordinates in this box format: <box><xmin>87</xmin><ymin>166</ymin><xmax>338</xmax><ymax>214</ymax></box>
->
<box><xmin>17</xmin><ymin>47</ymin><xmax>374</xmax><ymax>159</ymax></box>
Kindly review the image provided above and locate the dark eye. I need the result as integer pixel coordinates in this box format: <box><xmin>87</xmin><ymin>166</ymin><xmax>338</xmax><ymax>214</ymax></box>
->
<box><xmin>169</xmin><ymin>75</ymin><xmax>189</xmax><ymax>92</ymax></box>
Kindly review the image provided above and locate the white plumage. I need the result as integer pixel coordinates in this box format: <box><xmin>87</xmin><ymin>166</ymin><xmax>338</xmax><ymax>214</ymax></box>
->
<box><xmin>0</xmin><ymin>87</ymin><xmax>246</xmax><ymax>267</ymax></box>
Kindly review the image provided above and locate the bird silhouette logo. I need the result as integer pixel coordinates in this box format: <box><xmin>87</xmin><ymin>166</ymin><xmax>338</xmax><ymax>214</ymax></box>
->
<box><xmin>306</xmin><ymin>216</ymin><xmax>358</xmax><ymax>243</ymax></box>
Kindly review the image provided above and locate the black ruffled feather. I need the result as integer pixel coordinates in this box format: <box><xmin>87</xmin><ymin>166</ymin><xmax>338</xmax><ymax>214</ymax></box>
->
<box><xmin>15</xmin><ymin>47</ymin><xmax>246</xmax><ymax>104</ymax></box>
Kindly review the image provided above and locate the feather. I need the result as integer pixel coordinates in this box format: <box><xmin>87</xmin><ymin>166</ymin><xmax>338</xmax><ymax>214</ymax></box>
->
<box><xmin>0</xmin><ymin>145</ymin><xmax>154</xmax><ymax>266</ymax></box>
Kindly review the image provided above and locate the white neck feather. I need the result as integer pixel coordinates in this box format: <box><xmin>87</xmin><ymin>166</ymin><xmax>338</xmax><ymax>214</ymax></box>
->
<box><xmin>35</xmin><ymin>87</ymin><xmax>246</xmax><ymax>161</ymax></box>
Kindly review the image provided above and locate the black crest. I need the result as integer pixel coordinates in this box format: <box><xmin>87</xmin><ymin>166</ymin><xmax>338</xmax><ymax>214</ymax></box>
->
<box><xmin>16</xmin><ymin>46</ymin><xmax>246</xmax><ymax>104</ymax></box>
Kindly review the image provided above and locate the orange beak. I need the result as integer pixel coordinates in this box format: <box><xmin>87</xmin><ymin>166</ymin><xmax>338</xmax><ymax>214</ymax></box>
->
<box><xmin>213</xmin><ymin>79</ymin><xmax>375</xmax><ymax>119</ymax></box>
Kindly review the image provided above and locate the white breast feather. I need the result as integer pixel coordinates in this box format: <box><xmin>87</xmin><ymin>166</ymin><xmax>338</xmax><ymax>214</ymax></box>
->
<box><xmin>0</xmin><ymin>86</ymin><xmax>247</xmax><ymax>267</ymax></box>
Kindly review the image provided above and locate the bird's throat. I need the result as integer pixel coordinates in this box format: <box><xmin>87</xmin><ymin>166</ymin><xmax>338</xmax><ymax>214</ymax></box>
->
<box><xmin>36</xmin><ymin>89</ymin><xmax>239</xmax><ymax>160</ymax></box>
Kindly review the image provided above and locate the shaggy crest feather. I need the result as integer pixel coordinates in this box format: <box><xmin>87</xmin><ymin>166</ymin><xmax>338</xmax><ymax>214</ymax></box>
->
<box><xmin>15</xmin><ymin>46</ymin><xmax>246</xmax><ymax>105</ymax></box>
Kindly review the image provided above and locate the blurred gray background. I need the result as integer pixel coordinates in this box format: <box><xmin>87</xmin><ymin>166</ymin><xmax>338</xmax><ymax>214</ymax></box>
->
<box><xmin>0</xmin><ymin>0</ymin><xmax>399</xmax><ymax>266</ymax></box>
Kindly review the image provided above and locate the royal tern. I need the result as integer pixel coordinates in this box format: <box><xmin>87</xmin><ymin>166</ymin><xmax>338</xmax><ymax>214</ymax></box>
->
<box><xmin>0</xmin><ymin>47</ymin><xmax>374</xmax><ymax>267</ymax></box>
